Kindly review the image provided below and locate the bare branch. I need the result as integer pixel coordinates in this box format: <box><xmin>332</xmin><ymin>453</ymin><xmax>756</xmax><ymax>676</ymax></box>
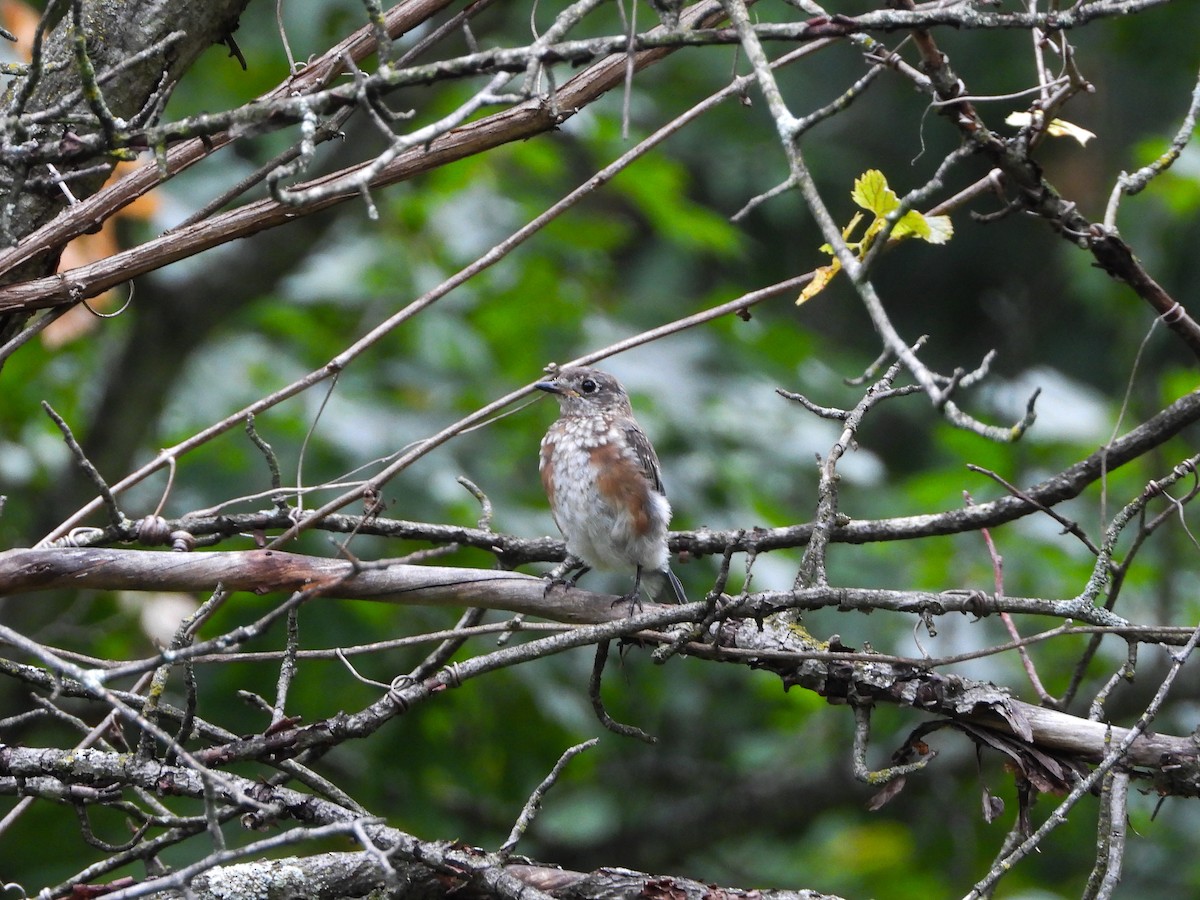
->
<box><xmin>501</xmin><ymin>738</ymin><xmax>598</xmax><ymax>854</ymax></box>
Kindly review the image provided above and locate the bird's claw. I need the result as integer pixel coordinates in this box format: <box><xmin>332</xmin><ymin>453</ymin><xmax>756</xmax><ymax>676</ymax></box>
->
<box><xmin>542</xmin><ymin>573</ymin><xmax>570</xmax><ymax>597</ymax></box>
<box><xmin>611</xmin><ymin>590</ymin><xmax>644</xmax><ymax>614</ymax></box>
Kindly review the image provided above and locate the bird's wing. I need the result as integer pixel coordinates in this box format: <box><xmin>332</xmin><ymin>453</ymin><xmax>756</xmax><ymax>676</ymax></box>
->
<box><xmin>539</xmin><ymin>435</ymin><xmax>563</xmax><ymax>531</ymax></box>
<box><xmin>624</xmin><ymin>425</ymin><xmax>665</xmax><ymax>495</ymax></box>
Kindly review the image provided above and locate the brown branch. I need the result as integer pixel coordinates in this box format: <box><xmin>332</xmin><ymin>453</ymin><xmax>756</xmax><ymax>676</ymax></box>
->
<box><xmin>5</xmin><ymin>551</ymin><xmax>1198</xmax><ymax>799</ymax></box>
<box><xmin>0</xmin><ymin>548</ymin><xmax>628</xmax><ymax>625</ymax></box>
<box><xmin>0</xmin><ymin>546</ymin><xmax>1137</xmax><ymax>632</ymax></box>
<box><xmin>1087</xmin><ymin>229</ymin><xmax>1200</xmax><ymax>358</ymax></box>
<box><xmin>0</xmin><ymin>0</ymin><xmax>729</xmax><ymax>315</ymax></box>
<box><xmin>703</xmin><ymin>618</ymin><xmax>1200</xmax><ymax>794</ymax></box>
<box><xmin>0</xmin><ymin>0</ymin><xmax>251</xmax><ymax>349</ymax></box>
<box><xmin>0</xmin><ymin>0</ymin><xmax>458</xmax><ymax>293</ymax></box>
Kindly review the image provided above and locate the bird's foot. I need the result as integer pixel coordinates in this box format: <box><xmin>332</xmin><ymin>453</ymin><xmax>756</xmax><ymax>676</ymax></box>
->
<box><xmin>542</xmin><ymin>573</ymin><xmax>568</xmax><ymax>597</ymax></box>
<box><xmin>611</xmin><ymin>590</ymin><xmax>644</xmax><ymax>614</ymax></box>
<box><xmin>611</xmin><ymin>565</ymin><xmax>648</xmax><ymax>613</ymax></box>
<box><xmin>543</xmin><ymin>561</ymin><xmax>591</xmax><ymax>596</ymax></box>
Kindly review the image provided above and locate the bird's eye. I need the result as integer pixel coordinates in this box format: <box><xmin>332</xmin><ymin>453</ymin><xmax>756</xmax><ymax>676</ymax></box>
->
<box><xmin>580</xmin><ymin>378</ymin><xmax>598</xmax><ymax>394</ymax></box>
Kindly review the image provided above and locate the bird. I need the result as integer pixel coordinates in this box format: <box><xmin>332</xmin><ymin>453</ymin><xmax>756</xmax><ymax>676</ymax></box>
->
<box><xmin>536</xmin><ymin>365</ymin><xmax>687</xmax><ymax>605</ymax></box>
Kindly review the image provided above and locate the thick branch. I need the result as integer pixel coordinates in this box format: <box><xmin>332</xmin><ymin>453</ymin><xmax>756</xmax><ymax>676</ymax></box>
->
<box><xmin>4</xmin><ymin>576</ymin><xmax>1198</xmax><ymax>797</ymax></box>
<box><xmin>166</xmin><ymin>855</ymin><xmax>845</xmax><ymax>900</ymax></box>
<box><xmin>0</xmin><ymin>548</ymin><xmax>1129</xmax><ymax>630</ymax></box>
<box><xmin>714</xmin><ymin>617</ymin><xmax>1200</xmax><ymax>795</ymax></box>
<box><xmin>0</xmin><ymin>548</ymin><xmax>626</xmax><ymax>625</ymax></box>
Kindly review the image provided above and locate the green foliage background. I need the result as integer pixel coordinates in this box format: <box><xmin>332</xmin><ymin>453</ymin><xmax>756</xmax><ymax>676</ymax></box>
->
<box><xmin>3</xmin><ymin>1</ymin><xmax>1200</xmax><ymax>896</ymax></box>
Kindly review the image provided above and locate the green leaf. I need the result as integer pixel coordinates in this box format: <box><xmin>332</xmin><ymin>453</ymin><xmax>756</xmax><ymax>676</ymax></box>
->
<box><xmin>851</xmin><ymin>169</ymin><xmax>900</xmax><ymax>216</ymax></box>
<box><xmin>891</xmin><ymin>210</ymin><xmax>931</xmax><ymax>240</ymax></box>
<box><xmin>891</xmin><ymin>211</ymin><xmax>954</xmax><ymax>244</ymax></box>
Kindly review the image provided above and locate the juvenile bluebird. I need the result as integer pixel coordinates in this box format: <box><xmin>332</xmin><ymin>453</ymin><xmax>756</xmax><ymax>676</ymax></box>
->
<box><xmin>536</xmin><ymin>366</ymin><xmax>686</xmax><ymax>605</ymax></box>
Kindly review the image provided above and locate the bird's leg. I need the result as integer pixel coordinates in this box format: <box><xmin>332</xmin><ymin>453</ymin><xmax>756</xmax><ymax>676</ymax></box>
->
<box><xmin>613</xmin><ymin>566</ymin><xmax>646</xmax><ymax>612</ymax></box>
<box><xmin>543</xmin><ymin>556</ymin><xmax>590</xmax><ymax>595</ymax></box>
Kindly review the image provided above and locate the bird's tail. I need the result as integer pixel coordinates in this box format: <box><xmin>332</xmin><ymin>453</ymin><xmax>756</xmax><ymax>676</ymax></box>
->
<box><xmin>641</xmin><ymin>567</ymin><xmax>687</xmax><ymax>604</ymax></box>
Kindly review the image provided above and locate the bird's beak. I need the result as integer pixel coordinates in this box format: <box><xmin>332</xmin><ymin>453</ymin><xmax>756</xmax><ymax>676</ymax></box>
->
<box><xmin>537</xmin><ymin>379</ymin><xmax>579</xmax><ymax>398</ymax></box>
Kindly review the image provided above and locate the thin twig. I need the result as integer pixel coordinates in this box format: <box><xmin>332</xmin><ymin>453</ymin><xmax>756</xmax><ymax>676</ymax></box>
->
<box><xmin>851</xmin><ymin>703</ymin><xmax>934</xmax><ymax>786</ymax></box>
<box><xmin>272</xmin><ymin>608</ymin><xmax>302</xmax><ymax>726</ymax></box>
<box><xmin>1105</xmin><ymin>62</ymin><xmax>1200</xmax><ymax>227</ymax></box>
<box><xmin>500</xmin><ymin>738</ymin><xmax>599</xmax><ymax>853</ymax></box>
<box><xmin>588</xmin><ymin>641</ymin><xmax>657</xmax><ymax>744</ymax></box>
<box><xmin>42</xmin><ymin>402</ymin><xmax>126</xmax><ymax>532</ymax></box>
<box><xmin>964</xmin><ymin>621</ymin><xmax>1200</xmax><ymax>899</ymax></box>
<box><xmin>964</xmin><ymin>492</ymin><xmax>1057</xmax><ymax>707</ymax></box>
<box><xmin>967</xmin><ymin>464</ymin><xmax>1099</xmax><ymax>555</ymax></box>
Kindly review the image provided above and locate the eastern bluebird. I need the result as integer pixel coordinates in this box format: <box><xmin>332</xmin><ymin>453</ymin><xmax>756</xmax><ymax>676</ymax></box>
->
<box><xmin>536</xmin><ymin>366</ymin><xmax>686</xmax><ymax>605</ymax></box>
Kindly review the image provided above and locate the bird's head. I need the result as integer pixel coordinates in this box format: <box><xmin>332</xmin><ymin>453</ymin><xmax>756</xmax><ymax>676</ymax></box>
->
<box><xmin>535</xmin><ymin>366</ymin><xmax>632</xmax><ymax>417</ymax></box>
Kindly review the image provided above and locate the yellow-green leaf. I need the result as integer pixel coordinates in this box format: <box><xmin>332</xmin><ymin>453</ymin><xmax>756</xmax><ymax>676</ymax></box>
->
<box><xmin>819</xmin><ymin>211</ymin><xmax>866</xmax><ymax>257</ymax></box>
<box><xmin>798</xmin><ymin>261</ymin><xmax>840</xmax><ymax>304</ymax></box>
<box><xmin>1005</xmin><ymin>111</ymin><xmax>1096</xmax><ymax>146</ymax></box>
<box><xmin>923</xmin><ymin>214</ymin><xmax>954</xmax><ymax>244</ymax></box>
<box><xmin>842</xmin><ymin>210</ymin><xmax>865</xmax><ymax>241</ymax></box>
<box><xmin>851</xmin><ymin>170</ymin><xmax>900</xmax><ymax>217</ymax></box>
<box><xmin>890</xmin><ymin>210</ymin><xmax>931</xmax><ymax>241</ymax></box>
<box><xmin>808</xmin><ymin>171</ymin><xmax>952</xmax><ymax>304</ymax></box>
<box><xmin>861</xmin><ymin>215</ymin><xmax>885</xmax><ymax>246</ymax></box>
<box><xmin>1044</xmin><ymin>118</ymin><xmax>1096</xmax><ymax>146</ymax></box>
